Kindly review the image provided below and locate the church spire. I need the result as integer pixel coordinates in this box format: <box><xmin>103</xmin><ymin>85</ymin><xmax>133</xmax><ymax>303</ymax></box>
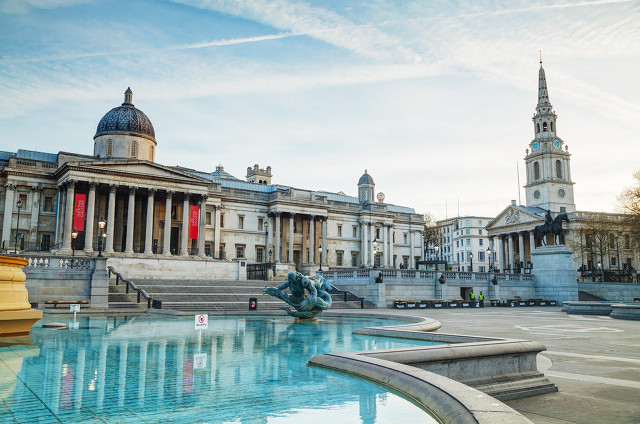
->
<box><xmin>537</xmin><ymin>62</ymin><xmax>551</xmax><ymax>110</ymax></box>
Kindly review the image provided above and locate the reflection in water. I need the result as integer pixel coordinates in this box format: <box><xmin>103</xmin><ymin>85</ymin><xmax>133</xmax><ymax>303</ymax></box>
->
<box><xmin>0</xmin><ymin>316</ymin><xmax>440</xmax><ymax>423</ymax></box>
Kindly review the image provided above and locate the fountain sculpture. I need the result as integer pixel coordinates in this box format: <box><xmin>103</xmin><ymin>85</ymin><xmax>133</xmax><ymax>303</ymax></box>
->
<box><xmin>264</xmin><ymin>272</ymin><xmax>333</xmax><ymax>319</ymax></box>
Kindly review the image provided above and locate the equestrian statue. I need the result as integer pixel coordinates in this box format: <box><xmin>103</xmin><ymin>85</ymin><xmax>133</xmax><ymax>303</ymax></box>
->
<box><xmin>534</xmin><ymin>210</ymin><xmax>569</xmax><ymax>246</ymax></box>
<box><xmin>264</xmin><ymin>272</ymin><xmax>333</xmax><ymax>319</ymax></box>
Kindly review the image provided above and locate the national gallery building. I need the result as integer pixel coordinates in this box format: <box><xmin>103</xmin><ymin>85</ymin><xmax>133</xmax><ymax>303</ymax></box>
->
<box><xmin>0</xmin><ymin>89</ymin><xmax>426</xmax><ymax>272</ymax></box>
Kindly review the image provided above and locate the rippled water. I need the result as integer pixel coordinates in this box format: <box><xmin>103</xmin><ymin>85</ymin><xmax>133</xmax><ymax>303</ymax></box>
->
<box><xmin>0</xmin><ymin>315</ymin><xmax>441</xmax><ymax>423</ymax></box>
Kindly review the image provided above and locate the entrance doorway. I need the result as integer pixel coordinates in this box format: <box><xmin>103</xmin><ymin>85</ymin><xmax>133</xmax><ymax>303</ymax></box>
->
<box><xmin>293</xmin><ymin>250</ymin><xmax>301</xmax><ymax>271</ymax></box>
<box><xmin>460</xmin><ymin>287</ymin><xmax>473</xmax><ymax>301</ymax></box>
<box><xmin>170</xmin><ymin>227</ymin><xmax>179</xmax><ymax>254</ymax></box>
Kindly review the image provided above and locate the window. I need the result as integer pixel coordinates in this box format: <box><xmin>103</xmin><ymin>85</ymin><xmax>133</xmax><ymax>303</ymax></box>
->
<box><xmin>536</xmin><ymin>123</ymin><xmax>540</xmax><ymax>133</ymax></box>
<box><xmin>465</xmin><ymin>220</ymin><xmax>471</xmax><ymax>226</ymax></box>
<box><xmin>258</xmin><ymin>218</ymin><xmax>264</xmax><ymax>231</ymax></box>
<box><xmin>392</xmin><ymin>232</ymin><xmax>395</xmax><ymax>243</ymax></box>
<box><xmin>555</xmin><ymin>160</ymin><xmax>562</xmax><ymax>178</ymax></box>
<box><xmin>479</xmin><ymin>239</ymin><xmax>483</xmax><ymax>246</ymax></box>
<box><xmin>149</xmin><ymin>145</ymin><xmax>154</xmax><ymax>161</ymax></box>
<box><xmin>130</xmin><ymin>140</ymin><xmax>137</xmax><ymax>157</ymax></box>
<box><xmin>219</xmin><ymin>244</ymin><xmax>225</xmax><ymax>259</ymax></box>
<box><xmin>478</xmin><ymin>220</ymin><xmax>482</xmax><ymax>226</ymax></box>
<box><xmin>456</xmin><ymin>240</ymin><xmax>459</xmax><ymax>248</ymax></box>
<box><xmin>543</xmin><ymin>122</ymin><xmax>548</xmax><ymax>132</ymax></box>
<box><xmin>550</xmin><ymin>122</ymin><xmax>554</xmax><ymax>131</ymax></box>
<box><xmin>403</xmin><ymin>233</ymin><xmax>407</xmax><ymax>244</ymax></box>
<box><xmin>610</xmin><ymin>257</ymin><xmax>617</xmax><ymax>266</ymax></box>
<box><xmin>466</xmin><ymin>239</ymin><xmax>471</xmax><ymax>246</ymax></box>
<box><xmin>238</xmin><ymin>216</ymin><xmax>244</xmax><ymax>229</ymax></box>
<box><xmin>19</xmin><ymin>194</ymin><xmax>27</xmax><ymax>208</ymax></box>
<box><xmin>205</xmin><ymin>244</ymin><xmax>212</xmax><ymax>257</ymax></box>
<box><xmin>352</xmin><ymin>226</ymin><xmax>357</xmax><ymax>238</ymax></box>
<box><xmin>106</xmin><ymin>139</ymin><xmax>113</xmax><ymax>157</ymax></box>
<box><xmin>466</xmin><ymin>229</ymin><xmax>470</xmax><ymax>235</ymax></box>
<box><xmin>336</xmin><ymin>250</ymin><xmax>344</xmax><ymax>266</ymax></box>
<box><xmin>220</xmin><ymin>214</ymin><xmax>224</xmax><ymax>228</ymax></box>
<box><xmin>235</xmin><ymin>245</ymin><xmax>245</xmax><ymax>258</ymax></box>
<box><xmin>479</xmin><ymin>266</ymin><xmax>486</xmax><ymax>272</ymax></box>
<box><xmin>478</xmin><ymin>251</ymin><xmax>485</xmax><ymax>262</ymax></box>
<box><xmin>44</xmin><ymin>196</ymin><xmax>54</xmax><ymax>212</ymax></box>
<box><xmin>625</xmin><ymin>234</ymin><xmax>631</xmax><ymax>249</ymax></box>
<box><xmin>351</xmin><ymin>251</ymin><xmax>358</xmax><ymax>267</ymax></box>
<box><xmin>402</xmin><ymin>256</ymin><xmax>409</xmax><ymax>269</ymax></box>
<box><xmin>376</xmin><ymin>228</ymin><xmax>380</xmax><ymax>239</ymax></box>
<box><xmin>534</xmin><ymin>161</ymin><xmax>540</xmax><ymax>180</ymax></box>
<box><xmin>256</xmin><ymin>247</ymin><xmax>264</xmax><ymax>263</ymax></box>
<box><xmin>478</xmin><ymin>229</ymin><xmax>483</xmax><ymax>235</ymax></box>
<box><xmin>337</xmin><ymin>225</ymin><xmax>342</xmax><ymax>237</ymax></box>
<box><xmin>206</xmin><ymin>212</ymin><xmax>212</xmax><ymax>225</ymax></box>
<box><xmin>560</xmin><ymin>207</ymin><xmax>566</xmax><ymax>213</ymax></box>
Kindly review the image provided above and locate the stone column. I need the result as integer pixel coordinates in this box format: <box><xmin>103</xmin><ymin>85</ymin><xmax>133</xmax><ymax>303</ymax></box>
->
<box><xmin>369</xmin><ymin>223</ymin><xmax>375</xmax><ymax>267</ymax></box>
<box><xmin>308</xmin><ymin>215</ymin><xmax>315</xmax><ymax>264</ymax></box>
<box><xmin>125</xmin><ymin>187</ymin><xmax>136</xmax><ymax>253</ymax></box>
<box><xmin>389</xmin><ymin>225</ymin><xmax>394</xmax><ymax>268</ymax></box>
<box><xmin>214</xmin><ymin>205</ymin><xmax>221</xmax><ymax>259</ymax></box>
<box><xmin>266</xmin><ymin>213</ymin><xmax>273</xmax><ymax>262</ymax></box>
<box><xmin>361</xmin><ymin>221</ymin><xmax>368</xmax><ymax>267</ymax></box>
<box><xmin>410</xmin><ymin>229</ymin><xmax>416</xmax><ymax>269</ymax></box>
<box><xmin>518</xmin><ymin>232</ymin><xmax>525</xmax><ymax>273</ymax></box>
<box><xmin>1</xmin><ymin>183</ymin><xmax>15</xmax><ymax>247</ymax></box>
<box><xmin>105</xmin><ymin>185</ymin><xmax>116</xmax><ymax>253</ymax></box>
<box><xmin>163</xmin><ymin>191</ymin><xmax>173</xmax><ymax>256</ymax></box>
<box><xmin>381</xmin><ymin>223</ymin><xmax>387</xmax><ymax>267</ymax></box>
<box><xmin>501</xmin><ymin>236</ymin><xmax>508</xmax><ymax>272</ymax></box>
<box><xmin>288</xmin><ymin>213</ymin><xmax>294</xmax><ymax>263</ymax></box>
<box><xmin>181</xmin><ymin>194</ymin><xmax>190</xmax><ymax>256</ymax></box>
<box><xmin>29</xmin><ymin>186</ymin><xmax>43</xmax><ymax>247</ymax></box>
<box><xmin>84</xmin><ymin>183</ymin><xmax>97</xmax><ymax>253</ymax></box>
<box><xmin>144</xmin><ymin>189</ymin><xmax>156</xmax><ymax>254</ymax></box>
<box><xmin>529</xmin><ymin>231</ymin><xmax>536</xmax><ymax>258</ymax></box>
<box><xmin>273</xmin><ymin>212</ymin><xmax>280</xmax><ymax>263</ymax></box>
<box><xmin>507</xmin><ymin>234</ymin><xmax>516</xmax><ymax>272</ymax></box>
<box><xmin>321</xmin><ymin>217</ymin><xmax>327</xmax><ymax>266</ymax></box>
<box><xmin>198</xmin><ymin>194</ymin><xmax>207</xmax><ymax>257</ymax></box>
<box><xmin>62</xmin><ymin>180</ymin><xmax>76</xmax><ymax>251</ymax></box>
<box><xmin>54</xmin><ymin>185</ymin><xmax>64</xmax><ymax>248</ymax></box>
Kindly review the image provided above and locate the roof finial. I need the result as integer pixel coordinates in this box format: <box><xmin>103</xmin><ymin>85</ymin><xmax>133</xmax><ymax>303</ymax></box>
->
<box><xmin>539</xmin><ymin>50</ymin><xmax>543</xmax><ymax>67</ymax></box>
<box><xmin>364</xmin><ymin>169</ymin><xmax>368</xmax><ymax>174</ymax></box>
<box><xmin>124</xmin><ymin>87</ymin><xmax>133</xmax><ymax>105</ymax></box>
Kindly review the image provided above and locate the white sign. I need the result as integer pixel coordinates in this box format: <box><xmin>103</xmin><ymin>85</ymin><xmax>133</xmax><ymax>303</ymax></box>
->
<box><xmin>70</xmin><ymin>304</ymin><xmax>80</xmax><ymax>312</ymax></box>
<box><xmin>195</xmin><ymin>314</ymin><xmax>208</xmax><ymax>330</ymax></box>
<box><xmin>194</xmin><ymin>353</ymin><xmax>207</xmax><ymax>369</ymax></box>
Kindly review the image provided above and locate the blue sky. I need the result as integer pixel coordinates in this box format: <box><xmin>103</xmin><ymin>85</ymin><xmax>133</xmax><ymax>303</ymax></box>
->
<box><xmin>1</xmin><ymin>0</ymin><xmax>638</xmax><ymax>219</ymax></box>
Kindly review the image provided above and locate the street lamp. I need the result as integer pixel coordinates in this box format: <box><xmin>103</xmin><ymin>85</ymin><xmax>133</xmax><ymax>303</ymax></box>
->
<box><xmin>597</xmin><ymin>261</ymin><xmax>602</xmax><ymax>282</ymax></box>
<box><xmin>434</xmin><ymin>245</ymin><xmax>439</xmax><ymax>261</ymax></box>
<box><xmin>268</xmin><ymin>249</ymin><xmax>272</xmax><ymax>264</ymax></box>
<box><xmin>71</xmin><ymin>228</ymin><xmax>78</xmax><ymax>257</ymax></box>
<box><xmin>486</xmin><ymin>247</ymin><xmax>492</xmax><ymax>271</ymax></box>
<box><xmin>469</xmin><ymin>252</ymin><xmax>474</xmax><ymax>273</ymax></box>
<box><xmin>14</xmin><ymin>198</ymin><xmax>22</xmax><ymax>253</ymax></box>
<box><xmin>97</xmin><ymin>217</ymin><xmax>106</xmax><ymax>257</ymax></box>
<box><xmin>318</xmin><ymin>246</ymin><xmax>323</xmax><ymax>272</ymax></box>
<box><xmin>263</xmin><ymin>221</ymin><xmax>269</xmax><ymax>263</ymax></box>
<box><xmin>372</xmin><ymin>239</ymin><xmax>379</xmax><ymax>268</ymax></box>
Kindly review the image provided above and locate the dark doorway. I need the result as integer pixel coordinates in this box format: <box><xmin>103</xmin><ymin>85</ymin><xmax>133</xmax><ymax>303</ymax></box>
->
<box><xmin>461</xmin><ymin>287</ymin><xmax>472</xmax><ymax>301</ymax></box>
<box><xmin>293</xmin><ymin>250</ymin><xmax>301</xmax><ymax>271</ymax></box>
<box><xmin>170</xmin><ymin>227</ymin><xmax>179</xmax><ymax>254</ymax></box>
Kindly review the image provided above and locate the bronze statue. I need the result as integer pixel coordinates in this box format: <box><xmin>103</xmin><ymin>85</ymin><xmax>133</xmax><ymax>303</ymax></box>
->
<box><xmin>264</xmin><ymin>272</ymin><xmax>333</xmax><ymax>319</ymax></box>
<box><xmin>534</xmin><ymin>211</ymin><xmax>569</xmax><ymax>246</ymax></box>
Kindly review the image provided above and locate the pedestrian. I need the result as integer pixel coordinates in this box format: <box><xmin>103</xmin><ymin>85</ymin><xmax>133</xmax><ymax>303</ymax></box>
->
<box><xmin>470</xmin><ymin>290</ymin><xmax>475</xmax><ymax>302</ymax></box>
<box><xmin>479</xmin><ymin>291</ymin><xmax>484</xmax><ymax>307</ymax></box>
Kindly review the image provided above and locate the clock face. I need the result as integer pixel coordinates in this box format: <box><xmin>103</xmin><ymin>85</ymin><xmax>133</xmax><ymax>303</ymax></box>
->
<box><xmin>558</xmin><ymin>188</ymin><xmax>565</xmax><ymax>198</ymax></box>
<box><xmin>534</xmin><ymin>190</ymin><xmax>541</xmax><ymax>200</ymax></box>
<box><xmin>553</xmin><ymin>140</ymin><xmax>561</xmax><ymax>149</ymax></box>
<box><xmin>532</xmin><ymin>141</ymin><xmax>540</xmax><ymax>152</ymax></box>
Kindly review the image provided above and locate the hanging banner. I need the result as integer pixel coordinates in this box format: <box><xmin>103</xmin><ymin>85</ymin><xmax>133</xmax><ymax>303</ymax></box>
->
<box><xmin>74</xmin><ymin>193</ymin><xmax>86</xmax><ymax>232</ymax></box>
<box><xmin>190</xmin><ymin>205</ymin><xmax>199</xmax><ymax>239</ymax></box>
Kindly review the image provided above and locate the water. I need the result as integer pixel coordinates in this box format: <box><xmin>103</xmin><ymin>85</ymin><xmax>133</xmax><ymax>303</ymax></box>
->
<box><xmin>0</xmin><ymin>315</ymin><xmax>442</xmax><ymax>423</ymax></box>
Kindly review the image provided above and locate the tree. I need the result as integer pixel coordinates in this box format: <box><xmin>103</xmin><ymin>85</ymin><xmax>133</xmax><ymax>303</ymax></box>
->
<box><xmin>422</xmin><ymin>212</ymin><xmax>442</xmax><ymax>260</ymax></box>
<box><xmin>618</xmin><ymin>169</ymin><xmax>640</xmax><ymax>249</ymax></box>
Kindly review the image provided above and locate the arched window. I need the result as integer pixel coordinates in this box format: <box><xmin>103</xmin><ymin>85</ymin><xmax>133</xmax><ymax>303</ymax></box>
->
<box><xmin>534</xmin><ymin>161</ymin><xmax>540</xmax><ymax>180</ymax></box>
<box><xmin>149</xmin><ymin>145</ymin><xmax>154</xmax><ymax>161</ymax></box>
<box><xmin>555</xmin><ymin>160</ymin><xmax>562</xmax><ymax>178</ymax></box>
<box><xmin>536</xmin><ymin>123</ymin><xmax>540</xmax><ymax>133</ymax></box>
<box><xmin>106</xmin><ymin>139</ymin><xmax>113</xmax><ymax>157</ymax></box>
<box><xmin>542</xmin><ymin>122</ymin><xmax>548</xmax><ymax>132</ymax></box>
<box><xmin>130</xmin><ymin>140</ymin><xmax>137</xmax><ymax>158</ymax></box>
<box><xmin>550</xmin><ymin>122</ymin><xmax>554</xmax><ymax>132</ymax></box>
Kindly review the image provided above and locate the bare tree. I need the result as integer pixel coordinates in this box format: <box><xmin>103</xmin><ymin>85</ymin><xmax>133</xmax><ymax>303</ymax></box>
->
<box><xmin>618</xmin><ymin>169</ymin><xmax>640</xmax><ymax>249</ymax></box>
<box><xmin>422</xmin><ymin>212</ymin><xmax>441</xmax><ymax>259</ymax></box>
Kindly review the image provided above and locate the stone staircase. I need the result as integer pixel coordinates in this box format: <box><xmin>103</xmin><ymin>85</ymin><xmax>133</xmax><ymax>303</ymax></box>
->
<box><xmin>108</xmin><ymin>276</ymin><xmax>368</xmax><ymax>312</ymax></box>
<box><xmin>578</xmin><ymin>290</ymin><xmax>607</xmax><ymax>301</ymax></box>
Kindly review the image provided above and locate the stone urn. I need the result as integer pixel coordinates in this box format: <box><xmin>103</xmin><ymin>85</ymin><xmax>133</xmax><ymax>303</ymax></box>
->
<box><xmin>0</xmin><ymin>256</ymin><xmax>42</xmax><ymax>336</ymax></box>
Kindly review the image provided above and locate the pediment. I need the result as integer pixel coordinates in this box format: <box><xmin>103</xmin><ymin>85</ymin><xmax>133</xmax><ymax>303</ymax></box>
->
<box><xmin>487</xmin><ymin>205</ymin><xmax>544</xmax><ymax>232</ymax></box>
<box><xmin>60</xmin><ymin>160</ymin><xmax>211</xmax><ymax>186</ymax></box>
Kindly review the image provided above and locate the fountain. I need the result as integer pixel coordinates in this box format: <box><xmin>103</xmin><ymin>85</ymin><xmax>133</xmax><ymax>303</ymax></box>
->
<box><xmin>0</xmin><ymin>256</ymin><xmax>42</xmax><ymax>336</ymax></box>
<box><xmin>264</xmin><ymin>271</ymin><xmax>332</xmax><ymax>319</ymax></box>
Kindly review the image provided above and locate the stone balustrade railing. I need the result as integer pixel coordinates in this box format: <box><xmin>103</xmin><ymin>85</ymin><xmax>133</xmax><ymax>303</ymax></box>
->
<box><xmin>320</xmin><ymin>269</ymin><xmax>534</xmax><ymax>283</ymax></box>
<box><xmin>25</xmin><ymin>257</ymin><xmax>93</xmax><ymax>270</ymax></box>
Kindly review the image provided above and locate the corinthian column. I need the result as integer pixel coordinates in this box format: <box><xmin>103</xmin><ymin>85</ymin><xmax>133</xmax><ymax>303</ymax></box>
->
<box><xmin>198</xmin><ymin>194</ymin><xmax>207</xmax><ymax>257</ymax></box>
<box><xmin>62</xmin><ymin>180</ymin><xmax>76</xmax><ymax>251</ymax></box>
<box><xmin>144</xmin><ymin>189</ymin><xmax>156</xmax><ymax>254</ymax></box>
<box><xmin>84</xmin><ymin>183</ymin><xmax>97</xmax><ymax>253</ymax></box>
<box><xmin>105</xmin><ymin>185</ymin><xmax>116</xmax><ymax>253</ymax></box>
<box><xmin>125</xmin><ymin>187</ymin><xmax>137</xmax><ymax>253</ymax></box>
<box><xmin>163</xmin><ymin>191</ymin><xmax>173</xmax><ymax>255</ymax></box>
<box><xmin>181</xmin><ymin>194</ymin><xmax>190</xmax><ymax>256</ymax></box>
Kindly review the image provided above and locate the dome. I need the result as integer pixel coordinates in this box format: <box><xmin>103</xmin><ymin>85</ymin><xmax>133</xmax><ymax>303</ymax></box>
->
<box><xmin>358</xmin><ymin>169</ymin><xmax>374</xmax><ymax>185</ymax></box>
<box><xmin>94</xmin><ymin>88</ymin><xmax>156</xmax><ymax>142</ymax></box>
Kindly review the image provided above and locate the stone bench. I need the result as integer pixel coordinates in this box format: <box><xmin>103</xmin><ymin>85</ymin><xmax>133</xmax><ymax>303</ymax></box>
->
<box><xmin>44</xmin><ymin>300</ymin><xmax>90</xmax><ymax>309</ymax></box>
<box><xmin>610</xmin><ymin>303</ymin><xmax>640</xmax><ymax>320</ymax></box>
<box><xmin>563</xmin><ymin>301</ymin><xmax>614</xmax><ymax>315</ymax></box>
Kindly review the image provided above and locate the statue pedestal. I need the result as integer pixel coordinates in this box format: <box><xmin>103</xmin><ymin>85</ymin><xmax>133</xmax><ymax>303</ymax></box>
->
<box><xmin>0</xmin><ymin>309</ymin><xmax>43</xmax><ymax>336</ymax></box>
<box><xmin>0</xmin><ymin>256</ymin><xmax>43</xmax><ymax>336</ymax></box>
<box><xmin>531</xmin><ymin>246</ymin><xmax>578</xmax><ymax>303</ymax></box>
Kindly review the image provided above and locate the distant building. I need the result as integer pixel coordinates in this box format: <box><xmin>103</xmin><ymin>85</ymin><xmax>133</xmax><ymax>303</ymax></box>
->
<box><xmin>435</xmin><ymin>216</ymin><xmax>499</xmax><ymax>272</ymax></box>
<box><xmin>0</xmin><ymin>88</ymin><xmax>425</xmax><ymax>272</ymax></box>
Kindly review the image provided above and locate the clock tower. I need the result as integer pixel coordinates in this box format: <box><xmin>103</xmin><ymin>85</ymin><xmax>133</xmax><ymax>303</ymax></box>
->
<box><xmin>524</xmin><ymin>60</ymin><xmax>576</xmax><ymax>213</ymax></box>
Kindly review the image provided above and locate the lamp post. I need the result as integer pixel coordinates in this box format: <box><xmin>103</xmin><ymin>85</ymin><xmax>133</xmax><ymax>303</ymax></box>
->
<box><xmin>597</xmin><ymin>261</ymin><xmax>602</xmax><ymax>282</ymax></box>
<box><xmin>469</xmin><ymin>252</ymin><xmax>474</xmax><ymax>273</ymax></box>
<box><xmin>264</xmin><ymin>221</ymin><xmax>269</xmax><ymax>263</ymax></box>
<box><xmin>268</xmin><ymin>249</ymin><xmax>272</xmax><ymax>264</ymax></box>
<box><xmin>318</xmin><ymin>246</ymin><xmax>323</xmax><ymax>272</ymax></box>
<box><xmin>97</xmin><ymin>217</ymin><xmax>106</xmax><ymax>257</ymax></box>
<box><xmin>372</xmin><ymin>239</ymin><xmax>379</xmax><ymax>268</ymax></box>
<box><xmin>486</xmin><ymin>247</ymin><xmax>492</xmax><ymax>272</ymax></box>
<box><xmin>615</xmin><ymin>234</ymin><xmax>621</xmax><ymax>282</ymax></box>
<box><xmin>434</xmin><ymin>245</ymin><xmax>439</xmax><ymax>261</ymax></box>
<box><xmin>71</xmin><ymin>228</ymin><xmax>78</xmax><ymax>257</ymax></box>
<box><xmin>14</xmin><ymin>198</ymin><xmax>22</xmax><ymax>253</ymax></box>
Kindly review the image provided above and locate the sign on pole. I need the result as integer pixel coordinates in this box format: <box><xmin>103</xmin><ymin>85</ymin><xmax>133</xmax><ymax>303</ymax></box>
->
<box><xmin>70</xmin><ymin>304</ymin><xmax>80</xmax><ymax>313</ymax></box>
<box><xmin>194</xmin><ymin>353</ymin><xmax>207</xmax><ymax>369</ymax></box>
<box><xmin>195</xmin><ymin>314</ymin><xmax>208</xmax><ymax>330</ymax></box>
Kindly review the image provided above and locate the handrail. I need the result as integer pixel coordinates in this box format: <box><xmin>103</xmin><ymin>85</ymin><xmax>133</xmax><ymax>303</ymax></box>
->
<box><xmin>328</xmin><ymin>284</ymin><xmax>365</xmax><ymax>309</ymax></box>
<box><xmin>107</xmin><ymin>266</ymin><xmax>153</xmax><ymax>308</ymax></box>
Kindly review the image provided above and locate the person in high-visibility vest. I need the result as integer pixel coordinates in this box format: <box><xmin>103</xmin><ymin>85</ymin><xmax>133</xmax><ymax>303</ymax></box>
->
<box><xmin>478</xmin><ymin>291</ymin><xmax>484</xmax><ymax>307</ymax></box>
<box><xmin>470</xmin><ymin>290</ymin><xmax>475</xmax><ymax>302</ymax></box>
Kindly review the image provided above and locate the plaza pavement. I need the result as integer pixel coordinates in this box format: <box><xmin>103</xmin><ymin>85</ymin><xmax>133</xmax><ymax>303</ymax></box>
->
<box><xmin>331</xmin><ymin>306</ymin><xmax>640</xmax><ymax>424</ymax></box>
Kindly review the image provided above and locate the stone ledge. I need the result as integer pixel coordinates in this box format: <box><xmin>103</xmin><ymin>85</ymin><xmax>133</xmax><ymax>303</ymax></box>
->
<box><xmin>610</xmin><ymin>303</ymin><xmax>640</xmax><ymax>320</ymax></box>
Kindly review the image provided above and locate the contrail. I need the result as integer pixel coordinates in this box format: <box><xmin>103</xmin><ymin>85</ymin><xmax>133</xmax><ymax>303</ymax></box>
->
<box><xmin>0</xmin><ymin>32</ymin><xmax>299</xmax><ymax>64</ymax></box>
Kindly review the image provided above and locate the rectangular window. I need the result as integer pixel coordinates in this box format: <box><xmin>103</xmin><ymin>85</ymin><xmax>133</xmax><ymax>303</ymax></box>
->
<box><xmin>402</xmin><ymin>256</ymin><xmax>409</xmax><ymax>269</ymax></box>
<box><xmin>466</xmin><ymin>229</ymin><xmax>470</xmax><ymax>235</ymax></box>
<box><xmin>44</xmin><ymin>196</ymin><xmax>53</xmax><ymax>212</ymax></box>
<box><xmin>220</xmin><ymin>214</ymin><xmax>224</xmax><ymax>228</ymax></box>
<box><xmin>257</xmin><ymin>247</ymin><xmax>264</xmax><ymax>263</ymax></box>
<box><xmin>337</xmin><ymin>225</ymin><xmax>342</xmax><ymax>237</ymax></box>
<box><xmin>205</xmin><ymin>212</ymin><xmax>212</xmax><ymax>225</ymax></box>
<box><xmin>479</xmin><ymin>266</ymin><xmax>486</xmax><ymax>272</ymax></box>
<box><xmin>478</xmin><ymin>251</ymin><xmax>485</xmax><ymax>262</ymax></box>
<box><xmin>238</xmin><ymin>216</ymin><xmax>244</xmax><ymax>229</ymax></box>
<box><xmin>403</xmin><ymin>233</ymin><xmax>407</xmax><ymax>244</ymax></box>
<box><xmin>219</xmin><ymin>244</ymin><xmax>225</xmax><ymax>259</ymax></box>
<box><xmin>336</xmin><ymin>250</ymin><xmax>344</xmax><ymax>266</ymax></box>
<box><xmin>352</xmin><ymin>226</ymin><xmax>357</xmax><ymax>238</ymax></box>
<box><xmin>478</xmin><ymin>220</ymin><xmax>482</xmax><ymax>226</ymax></box>
<box><xmin>479</xmin><ymin>239</ymin><xmax>483</xmax><ymax>246</ymax></box>
<box><xmin>351</xmin><ymin>251</ymin><xmax>358</xmax><ymax>267</ymax></box>
<box><xmin>236</xmin><ymin>245</ymin><xmax>245</xmax><ymax>258</ymax></box>
<box><xmin>19</xmin><ymin>194</ymin><xmax>28</xmax><ymax>208</ymax></box>
<box><xmin>456</xmin><ymin>240</ymin><xmax>459</xmax><ymax>247</ymax></box>
<box><xmin>392</xmin><ymin>232</ymin><xmax>395</xmax><ymax>243</ymax></box>
<box><xmin>258</xmin><ymin>218</ymin><xmax>264</xmax><ymax>231</ymax></box>
<box><xmin>465</xmin><ymin>220</ymin><xmax>471</xmax><ymax>226</ymax></box>
<box><xmin>466</xmin><ymin>239</ymin><xmax>471</xmax><ymax>246</ymax></box>
<box><xmin>478</xmin><ymin>229</ymin><xmax>483</xmax><ymax>235</ymax></box>
<box><xmin>205</xmin><ymin>244</ymin><xmax>212</xmax><ymax>257</ymax></box>
<box><xmin>610</xmin><ymin>257</ymin><xmax>617</xmax><ymax>266</ymax></box>
<box><xmin>376</xmin><ymin>228</ymin><xmax>380</xmax><ymax>239</ymax></box>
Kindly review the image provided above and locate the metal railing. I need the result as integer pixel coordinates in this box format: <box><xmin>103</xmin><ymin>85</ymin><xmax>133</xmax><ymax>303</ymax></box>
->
<box><xmin>107</xmin><ymin>266</ymin><xmax>152</xmax><ymax>308</ymax></box>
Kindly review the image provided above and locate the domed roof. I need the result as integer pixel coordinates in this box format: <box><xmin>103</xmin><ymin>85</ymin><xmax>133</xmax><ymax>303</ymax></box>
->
<box><xmin>358</xmin><ymin>169</ymin><xmax>374</xmax><ymax>185</ymax></box>
<box><xmin>94</xmin><ymin>88</ymin><xmax>155</xmax><ymax>142</ymax></box>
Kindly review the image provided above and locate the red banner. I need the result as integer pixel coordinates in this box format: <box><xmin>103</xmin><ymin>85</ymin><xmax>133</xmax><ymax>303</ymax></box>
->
<box><xmin>189</xmin><ymin>205</ymin><xmax>199</xmax><ymax>239</ymax></box>
<box><xmin>74</xmin><ymin>193</ymin><xmax>86</xmax><ymax>232</ymax></box>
